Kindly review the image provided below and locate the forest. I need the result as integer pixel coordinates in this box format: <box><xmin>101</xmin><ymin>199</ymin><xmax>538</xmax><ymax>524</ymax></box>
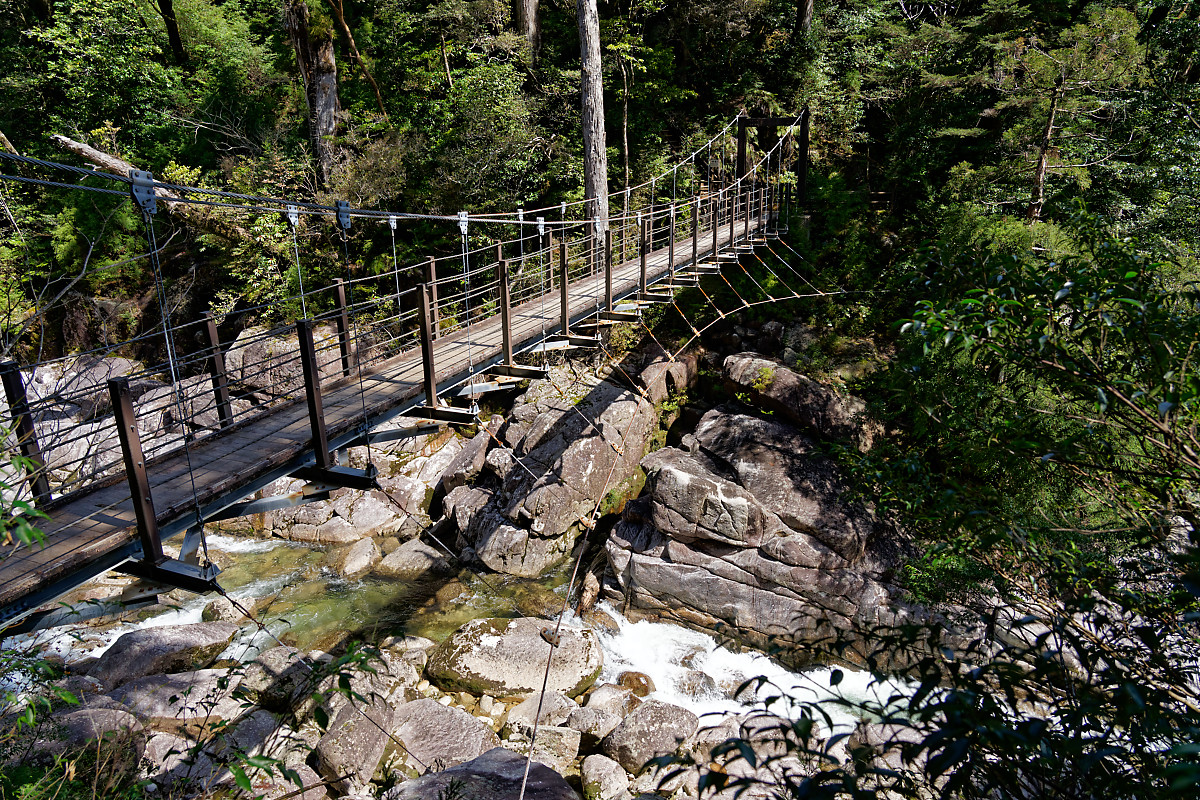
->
<box><xmin>1</xmin><ymin>0</ymin><xmax>1199</xmax><ymax>797</ymax></box>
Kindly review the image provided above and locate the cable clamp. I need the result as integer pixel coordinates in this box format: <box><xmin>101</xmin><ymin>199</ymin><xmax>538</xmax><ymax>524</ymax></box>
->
<box><xmin>129</xmin><ymin>170</ymin><xmax>156</xmax><ymax>215</ymax></box>
<box><xmin>285</xmin><ymin>205</ymin><xmax>299</xmax><ymax>228</ymax></box>
<box><xmin>457</xmin><ymin>210</ymin><xmax>469</xmax><ymax>236</ymax></box>
<box><xmin>540</xmin><ymin>628</ymin><xmax>561</xmax><ymax>648</ymax></box>
<box><xmin>335</xmin><ymin>200</ymin><xmax>352</xmax><ymax>231</ymax></box>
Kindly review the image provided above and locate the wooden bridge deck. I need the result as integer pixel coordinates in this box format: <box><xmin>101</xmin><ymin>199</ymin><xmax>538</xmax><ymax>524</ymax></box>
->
<box><xmin>0</xmin><ymin>217</ymin><xmax>757</xmax><ymax>625</ymax></box>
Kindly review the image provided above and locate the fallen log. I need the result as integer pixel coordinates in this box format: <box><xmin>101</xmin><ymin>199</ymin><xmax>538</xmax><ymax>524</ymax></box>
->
<box><xmin>50</xmin><ymin>134</ymin><xmax>253</xmax><ymax>243</ymax></box>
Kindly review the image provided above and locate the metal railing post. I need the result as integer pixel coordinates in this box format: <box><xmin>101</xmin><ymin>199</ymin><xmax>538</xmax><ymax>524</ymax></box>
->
<box><xmin>639</xmin><ymin>215</ymin><xmax>648</xmax><ymax>294</ymax></box>
<box><xmin>202</xmin><ymin>312</ymin><xmax>233</xmax><ymax>429</ymax></box>
<box><xmin>417</xmin><ymin>283</ymin><xmax>438</xmax><ymax>408</ymax></box>
<box><xmin>711</xmin><ymin>193</ymin><xmax>719</xmax><ymax>258</ymax></box>
<box><xmin>424</xmin><ymin>257</ymin><xmax>439</xmax><ymax>339</ymax></box>
<box><xmin>559</xmin><ymin>236</ymin><xmax>570</xmax><ymax>336</ymax></box>
<box><xmin>691</xmin><ymin>196</ymin><xmax>699</xmax><ymax>267</ymax></box>
<box><xmin>297</xmin><ymin>319</ymin><xmax>332</xmax><ymax>469</ymax></box>
<box><xmin>1</xmin><ymin>361</ymin><xmax>50</xmax><ymax>505</ymax></box>
<box><xmin>108</xmin><ymin>377</ymin><xmax>165</xmax><ymax>564</ymax></box>
<box><xmin>498</xmin><ymin>245</ymin><xmax>513</xmax><ymax>364</ymax></box>
<box><xmin>332</xmin><ymin>278</ymin><xmax>352</xmax><ymax>378</ymax></box>
<box><xmin>604</xmin><ymin>226</ymin><xmax>613</xmax><ymax>312</ymax></box>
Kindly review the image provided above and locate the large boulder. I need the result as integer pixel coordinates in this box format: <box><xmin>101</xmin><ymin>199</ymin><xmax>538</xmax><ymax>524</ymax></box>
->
<box><xmin>723</xmin><ymin>353</ymin><xmax>879</xmax><ymax>451</ymax></box>
<box><xmin>313</xmin><ymin>696</ymin><xmax>396</xmax><ymax>794</ymax></box>
<box><xmin>390</xmin><ymin>698</ymin><xmax>500</xmax><ymax>771</ymax></box>
<box><xmin>693</xmin><ymin>410</ymin><xmax>879</xmax><ymax>561</ymax></box>
<box><xmin>582</xmin><ymin>754</ymin><xmax>630</xmax><ymax>800</ymax></box>
<box><xmin>240</xmin><ymin>646</ymin><xmax>316</xmax><ymax>713</ymax></box>
<box><xmin>374</xmin><ymin>537</ymin><xmax>452</xmax><ymax>579</ymax></box>
<box><xmin>504</xmin><ymin>691</ymin><xmax>579</xmax><ymax>737</ymax></box>
<box><xmin>381</xmin><ymin>747</ymin><xmax>579</xmax><ymax>800</ymax></box>
<box><xmin>88</xmin><ymin>622</ymin><xmax>239</xmax><ymax>690</ymax></box>
<box><xmin>328</xmin><ymin>537</ymin><xmax>381</xmax><ymax>576</ymax></box>
<box><xmin>107</xmin><ymin>669</ymin><xmax>244</xmax><ymax>735</ymax></box>
<box><xmin>601</xmin><ymin>700</ymin><xmax>699</xmax><ymax>774</ymax></box>
<box><xmin>425</xmin><ymin>618</ymin><xmax>603</xmax><ymax>698</ymax></box>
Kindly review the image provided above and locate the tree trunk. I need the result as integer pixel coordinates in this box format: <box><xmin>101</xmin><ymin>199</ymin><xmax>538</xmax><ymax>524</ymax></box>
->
<box><xmin>440</xmin><ymin>32</ymin><xmax>454</xmax><ymax>89</ymax></box>
<box><xmin>515</xmin><ymin>0</ymin><xmax>540</xmax><ymax>61</ymax></box>
<box><xmin>157</xmin><ymin>0</ymin><xmax>187</xmax><ymax>66</ymax></box>
<box><xmin>793</xmin><ymin>0</ymin><xmax>814</xmax><ymax>40</ymax></box>
<box><xmin>284</xmin><ymin>0</ymin><xmax>340</xmax><ymax>187</ymax></box>
<box><xmin>577</xmin><ymin>0</ymin><xmax>609</xmax><ymax>228</ymax></box>
<box><xmin>1028</xmin><ymin>83</ymin><xmax>1062</xmax><ymax>223</ymax></box>
<box><xmin>329</xmin><ymin>0</ymin><xmax>387</xmax><ymax>119</ymax></box>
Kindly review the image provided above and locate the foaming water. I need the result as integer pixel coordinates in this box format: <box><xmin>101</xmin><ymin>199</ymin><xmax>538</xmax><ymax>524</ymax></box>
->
<box><xmin>593</xmin><ymin>604</ymin><xmax>912</xmax><ymax>733</ymax></box>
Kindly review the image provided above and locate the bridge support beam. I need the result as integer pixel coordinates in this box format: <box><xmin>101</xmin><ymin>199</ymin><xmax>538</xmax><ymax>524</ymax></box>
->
<box><xmin>1</xmin><ymin>360</ymin><xmax>51</xmax><ymax>506</ymax></box>
<box><xmin>424</xmin><ymin>257</ymin><xmax>439</xmax><ymax>339</ymax></box>
<box><xmin>498</xmin><ymin>245</ymin><xmax>513</xmax><ymax>364</ymax></box>
<box><xmin>202</xmin><ymin>312</ymin><xmax>234</xmax><ymax>429</ymax></box>
<box><xmin>333</xmin><ymin>278</ymin><xmax>353</xmax><ymax>378</ymax></box>
<box><xmin>297</xmin><ymin>319</ymin><xmax>333</xmax><ymax>470</ymax></box>
<box><xmin>604</xmin><ymin>227</ymin><xmax>613</xmax><ymax>312</ymax></box>
<box><xmin>418</xmin><ymin>282</ymin><xmax>438</xmax><ymax>408</ymax></box>
<box><xmin>639</xmin><ymin>216</ymin><xmax>648</xmax><ymax>294</ymax></box>
<box><xmin>668</xmin><ymin>206</ymin><xmax>676</xmax><ymax>284</ymax></box>
<box><xmin>108</xmin><ymin>377</ymin><xmax>166</xmax><ymax>566</ymax></box>
<box><xmin>691</xmin><ymin>196</ymin><xmax>699</xmax><ymax>268</ymax></box>
<box><xmin>559</xmin><ymin>237</ymin><xmax>570</xmax><ymax>336</ymax></box>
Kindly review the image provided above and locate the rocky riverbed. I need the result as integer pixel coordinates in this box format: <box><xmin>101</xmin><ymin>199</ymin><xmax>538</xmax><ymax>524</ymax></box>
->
<box><xmin>3</xmin><ymin>322</ymin><xmax>930</xmax><ymax>798</ymax></box>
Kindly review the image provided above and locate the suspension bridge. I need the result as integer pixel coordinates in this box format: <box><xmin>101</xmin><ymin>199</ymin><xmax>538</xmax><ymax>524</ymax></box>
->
<box><xmin>0</xmin><ymin>113</ymin><xmax>814</xmax><ymax>630</ymax></box>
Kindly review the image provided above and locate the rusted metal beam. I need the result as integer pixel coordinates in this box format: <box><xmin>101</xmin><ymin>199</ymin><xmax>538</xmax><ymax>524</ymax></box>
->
<box><xmin>498</xmin><ymin>244</ymin><xmax>513</xmax><ymax>364</ymax></box>
<box><xmin>417</xmin><ymin>282</ymin><xmax>438</xmax><ymax>408</ymax></box>
<box><xmin>297</xmin><ymin>319</ymin><xmax>332</xmax><ymax>470</ymax></box>
<box><xmin>640</xmin><ymin>215</ymin><xmax>648</xmax><ymax>294</ymax></box>
<box><xmin>424</xmin><ymin>257</ymin><xmax>439</xmax><ymax>339</ymax></box>
<box><xmin>0</xmin><ymin>361</ymin><xmax>50</xmax><ymax>505</ymax></box>
<box><xmin>559</xmin><ymin>236</ymin><xmax>570</xmax><ymax>336</ymax></box>
<box><xmin>108</xmin><ymin>377</ymin><xmax>166</xmax><ymax>565</ymax></box>
<box><xmin>333</xmin><ymin>278</ymin><xmax>352</xmax><ymax>378</ymax></box>
<box><xmin>202</xmin><ymin>312</ymin><xmax>233</xmax><ymax>429</ymax></box>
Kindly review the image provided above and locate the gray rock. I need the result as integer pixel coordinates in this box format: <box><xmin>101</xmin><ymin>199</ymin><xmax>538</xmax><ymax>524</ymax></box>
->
<box><xmin>584</xmin><ymin>684</ymin><xmax>642</xmax><ymax>717</ymax></box>
<box><xmin>440</xmin><ymin>419</ymin><xmax>500</xmax><ymax>492</ymax></box>
<box><xmin>381</xmin><ymin>747</ymin><xmax>579</xmax><ymax>800</ymax></box>
<box><xmin>567</xmin><ymin>706</ymin><xmax>622</xmax><ymax>750</ymax></box>
<box><xmin>201</xmin><ymin>595</ymin><xmax>244</xmax><ymax>623</ymax></box>
<box><xmin>45</xmin><ymin>707</ymin><xmax>145</xmax><ymax>764</ymax></box>
<box><xmin>723</xmin><ymin>353</ymin><xmax>879</xmax><ymax>451</ymax></box>
<box><xmin>108</xmin><ymin>669</ymin><xmax>244</xmax><ymax>733</ymax></box>
<box><xmin>505</xmin><ymin>725</ymin><xmax>581</xmax><ymax>774</ymax></box>
<box><xmin>240</xmin><ymin>646</ymin><xmax>315</xmax><ymax>713</ymax></box>
<box><xmin>485</xmin><ymin>446</ymin><xmax>515</xmax><ymax>479</ymax></box>
<box><xmin>641</xmin><ymin>448</ymin><xmax>778</xmax><ymax>548</ymax></box>
<box><xmin>390</xmin><ymin>698</ymin><xmax>500</xmax><ymax>771</ymax></box>
<box><xmin>313</xmin><ymin>695</ymin><xmax>396</xmax><ymax>794</ymax></box>
<box><xmin>88</xmin><ymin>623</ymin><xmax>239</xmax><ymax>690</ymax></box>
<box><xmin>328</xmin><ymin>537</ymin><xmax>381</xmax><ymax>576</ymax></box>
<box><xmin>141</xmin><ymin>731</ymin><xmax>225</xmax><ymax>791</ymax></box>
<box><xmin>582</xmin><ymin>753</ymin><xmax>630</xmax><ymax>800</ymax></box>
<box><xmin>504</xmin><ymin>691</ymin><xmax>579</xmax><ymax>737</ymax></box>
<box><xmin>602</xmin><ymin>700</ymin><xmax>699</xmax><ymax>774</ymax></box>
<box><xmin>693</xmin><ymin>410</ymin><xmax>878</xmax><ymax>561</ymax></box>
<box><xmin>426</xmin><ymin>617</ymin><xmax>603</xmax><ymax>698</ymax></box>
<box><xmin>374</xmin><ymin>537</ymin><xmax>451</xmax><ymax>579</ymax></box>
<box><xmin>249</xmin><ymin>763</ymin><xmax>328</xmax><ymax>800</ymax></box>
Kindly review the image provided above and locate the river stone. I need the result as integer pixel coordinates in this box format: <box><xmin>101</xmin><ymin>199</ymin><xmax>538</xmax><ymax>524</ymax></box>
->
<box><xmin>504</xmin><ymin>725</ymin><xmax>581</xmax><ymax>774</ymax></box>
<box><xmin>108</xmin><ymin>669</ymin><xmax>244</xmax><ymax>735</ymax></box>
<box><xmin>425</xmin><ymin>617</ymin><xmax>602</xmax><ymax>698</ymax></box>
<box><xmin>241</xmin><ymin>646</ymin><xmax>316</xmax><ymax>713</ymax></box>
<box><xmin>374</xmin><ymin>537</ymin><xmax>451</xmax><ymax>579</ymax></box>
<box><xmin>585</xmin><ymin>684</ymin><xmax>642</xmax><ymax>717</ymax></box>
<box><xmin>692</xmin><ymin>409</ymin><xmax>878</xmax><ymax>562</ymax></box>
<box><xmin>390</xmin><ymin>698</ymin><xmax>500</xmax><ymax>770</ymax></box>
<box><xmin>601</xmin><ymin>700</ymin><xmax>699</xmax><ymax>774</ymax></box>
<box><xmin>142</xmin><ymin>731</ymin><xmax>224</xmax><ymax>791</ymax></box>
<box><xmin>44</xmin><ymin>707</ymin><xmax>145</xmax><ymax>765</ymax></box>
<box><xmin>381</xmin><ymin>747</ymin><xmax>579</xmax><ymax>800</ymax></box>
<box><xmin>88</xmin><ymin>623</ymin><xmax>239</xmax><ymax>690</ymax></box>
<box><xmin>582</xmin><ymin>754</ymin><xmax>630</xmax><ymax>800</ymax></box>
<box><xmin>723</xmin><ymin>353</ymin><xmax>879</xmax><ymax>451</ymax></box>
<box><xmin>641</xmin><ymin>448</ymin><xmax>778</xmax><ymax>548</ymax></box>
<box><xmin>313</xmin><ymin>695</ymin><xmax>396</xmax><ymax>794</ymax></box>
<box><xmin>617</xmin><ymin>671</ymin><xmax>655</xmax><ymax>697</ymax></box>
<box><xmin>202</xmin><ymin>595</ymin><xmax>244</xmax><ymax>622</ymax></box>
<box><xmin>329</xmin><ymin>537</ymin><xmax>381</xmax><ymax>576</ymax></box>
<box><xmin>440</xmin><ymin>420</ymin><xmax>499</xmax><ymax>492</ymax></box>
<box><xmin>504</xmin><ymin>691</ymin><xmax>579</xmax><ymax>737</ymax></box>
<box><xmin>250</xmin><ymin>763</ymin><xmax>328</xmax><ymax>800</ymax></box>
<box><xmin>567</xmin><ymin>706</ymin><xmax>622</xmax><ymax>749</ymax></box>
